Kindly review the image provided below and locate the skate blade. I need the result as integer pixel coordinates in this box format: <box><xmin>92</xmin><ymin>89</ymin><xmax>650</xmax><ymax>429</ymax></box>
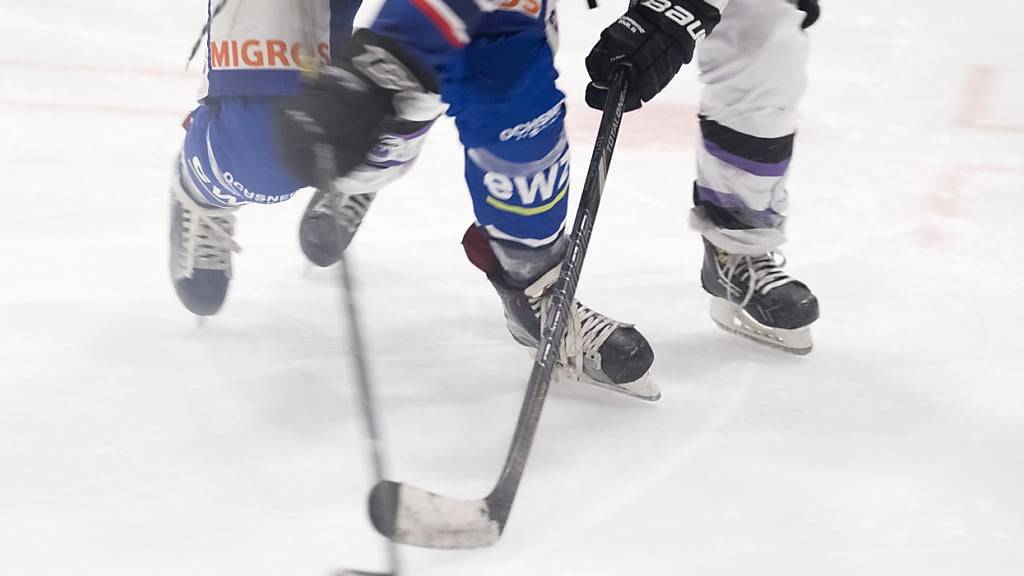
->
<box><xmin>709</xmin><ymin>298</ymin><xmax>813</xmax><ymax>355</ymax></box>
<box><xmin>555</xmin><ymin>368</ymin><xmax>662</xmax><ymax>402</ymax></box>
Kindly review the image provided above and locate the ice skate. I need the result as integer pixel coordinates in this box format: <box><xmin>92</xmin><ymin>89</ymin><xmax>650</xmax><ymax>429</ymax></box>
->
<box><xmin>497</xmin><ymin>269</ymin><xmax>659</xmax><ymax>401</ymax></box>
<box><xmin>464</xmin><ymin>226</ymin><xmax>658</xmax><ymax>401</ymax></box>
<box><xmin>299</xmin><ymin>190</ymin><xmax>376</xmax><ymax>267</ymax></box>
<box><xmin>700</xmin><ymin>238</ymin><xmax>818</xmax><ymax>354</ymax></box>
<box><xmin>169</xmin><ymin>160</ymin><xmax>240</xmax><ymax>316</ymax></box>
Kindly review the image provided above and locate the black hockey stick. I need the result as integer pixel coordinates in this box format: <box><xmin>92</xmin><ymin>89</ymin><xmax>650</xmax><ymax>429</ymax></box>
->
<box><xmin>367</xmin><ymin>69</ymin><xmax>631</xmax><ymax>550</ymax></box>
<box><xmin>308</xmin><ymin>140</ymin><xmax>402</xmax><ymax>575</ymax></box>
<box><xmin>333</xmin><ymin>254</ymin><xmax>402</xmax><ymax>576</ymax></box>
<box><xmin>286</xmin><ymin>12</ymin><xmax>401</xmax><ymax>575</ymax></box>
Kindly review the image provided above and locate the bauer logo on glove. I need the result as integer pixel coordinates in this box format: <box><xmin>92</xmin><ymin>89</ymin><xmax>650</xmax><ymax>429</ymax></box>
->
<box><xmin>585</xmin><ymin>0</ymin><xmax>721</xmax><ymax>111</ymax></box>
<box><xmin>639</xmin><ymin>0</ymin><xmax>708</xmax><ymax>41</ymax></box>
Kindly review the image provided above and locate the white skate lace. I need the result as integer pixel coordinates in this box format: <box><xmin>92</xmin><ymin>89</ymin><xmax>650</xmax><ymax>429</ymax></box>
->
<box><xmin>526</xmin><ymin>269</ymin><xmax>623</xmax><ymax>372</ymax></box>
<box><xmin>719</xmin><ymin>251</ymin><xmax>795</xmax><ymax>309</ymax></box>
<box><xmin>174</xmin><ymin>186</ymin><xmax>241</xmax><ymax>278</ymax></box>
<box><xmin>315</xmin><ymin>191</ymin><xmax>376</xmax><ymax>233</ymax></box>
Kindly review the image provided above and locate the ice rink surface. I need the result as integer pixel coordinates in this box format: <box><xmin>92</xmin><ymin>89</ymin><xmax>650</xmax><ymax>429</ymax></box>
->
<box><xmin>2</xmin><ymin>1</ymin><xmax>1024</xmax><ymax>574</ymax></box>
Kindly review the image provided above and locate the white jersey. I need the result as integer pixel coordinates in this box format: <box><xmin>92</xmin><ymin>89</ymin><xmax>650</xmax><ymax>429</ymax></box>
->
<box><xmin>198</xmin><ymin>0</ymin><xmax>341</xmax><ymax>98</ymax></box>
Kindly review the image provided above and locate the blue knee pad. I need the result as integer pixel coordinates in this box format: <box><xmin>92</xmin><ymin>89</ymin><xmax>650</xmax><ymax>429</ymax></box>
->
<box><xmin>447</xmin><ymin>26</ymin><xmax>569</xmax><ymax>246</ymax></box>
<box><xmin>182</xmin><ymin>97</ymin><xmax>304</xmax><ymax>207</ymax></box>
<box><xmin>464</xmin><ymin>125</ymin><xmax>568</xmax><ymax>246</ymax></box>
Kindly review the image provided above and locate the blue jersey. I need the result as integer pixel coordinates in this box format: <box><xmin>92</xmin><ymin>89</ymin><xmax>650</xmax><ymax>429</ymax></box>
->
<box><xmin>371</xmin><ymin>0</ymin><xmax>557</xmax><ymax>74</ymax></box>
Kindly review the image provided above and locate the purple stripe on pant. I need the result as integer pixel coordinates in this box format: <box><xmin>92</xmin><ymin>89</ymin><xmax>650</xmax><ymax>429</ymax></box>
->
<box><xmin>695</xmin><ymin>185</ymin><xmax>784</xmax><ymax>229</ymax></box>
<box><xmin>703</xmin><ymin>139</ymin><xmax>791</xmax><ymax>177</ymax></box>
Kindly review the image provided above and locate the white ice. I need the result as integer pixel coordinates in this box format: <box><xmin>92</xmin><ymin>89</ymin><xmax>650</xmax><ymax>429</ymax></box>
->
<box><xmin>2</xmin><ymin>1</ymin><xmax>1024</xmax><ymax>575</ymax></box>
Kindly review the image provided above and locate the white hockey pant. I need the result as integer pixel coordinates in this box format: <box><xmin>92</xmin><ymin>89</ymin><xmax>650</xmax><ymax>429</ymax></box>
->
<box><xmin>689</xmin><ymin>0</ymin><xmax>809</xmax><ymax>256</ymax></box>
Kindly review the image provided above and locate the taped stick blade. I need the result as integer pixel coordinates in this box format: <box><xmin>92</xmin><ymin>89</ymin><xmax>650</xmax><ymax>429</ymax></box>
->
<box><xmin>369</xmin><ymin>481</ymin><xmax>502</xmax><ymax>549</ymax></box>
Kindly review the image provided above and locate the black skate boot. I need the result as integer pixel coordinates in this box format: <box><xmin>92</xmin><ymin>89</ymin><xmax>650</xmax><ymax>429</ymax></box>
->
<box><xmin>464</xmin><ymin>225</ymin><xmax>658</xmax><ymax>401</ymax></box>
<box><xmin>700</xmin><ymin>238</ymin><xmax>818</xmax><ymax>354</ymax></box>
<box><xmin>169</xmin><ymin>159</ymin><xmax>240</xmax><ymax>316</ymax></box>
<box><xmin>299</xmin><ymin>190</ymin><xmax>376</xmax><ymax>267</ymax></box>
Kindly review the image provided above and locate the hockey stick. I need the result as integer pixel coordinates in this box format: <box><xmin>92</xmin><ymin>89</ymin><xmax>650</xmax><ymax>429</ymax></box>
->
<box><xmin>333</xmin><ymin>254</ymin><xmax>403</xmax><ymax>576</ymax></box>
<box><xmin>308</xmin><ymin>141</ymin><xmax>402</xmax><ymax>575</ymax></box>
<box><xmin>367</xmin><ymin>70</ymin><xmax>631</xmax><ymax>549</ymax></box>
<box><xmin>285</xmin><ymin>10</ymin><xmax>401</xmax><ymax>576</ymax></box>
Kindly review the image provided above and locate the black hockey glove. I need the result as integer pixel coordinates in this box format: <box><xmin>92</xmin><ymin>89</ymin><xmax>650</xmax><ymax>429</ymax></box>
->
<box><xmin>586</xmin><ymin>0</ymin><xmax>721</xmax><ymax>111</ymax></box>
<box><xmin>798</xmin><ymin>0</ymin><xmax>820</xmax><ymax>29</ymax></box>
<box><xmin>275</xmin><ymin>29</ymin><xmax>439</xmax><ymax>187</ymax></box>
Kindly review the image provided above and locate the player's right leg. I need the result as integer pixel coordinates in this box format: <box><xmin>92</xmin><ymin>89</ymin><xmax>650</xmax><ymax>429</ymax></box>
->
<box><xmin>172</xmin><ymin>97</ymin><xmax>305</xmax><ymax>315</ymax></box>
<box><xmin>692</xmin><ymin>0</ymin><xmax>818</xmax><ymax>353</ymax></box>
<box><xmin>449</xmin><ymin>12</ymin><xmax>657</xmax><ymax>398</ymax></box>
<box><xmin>169</xmin><ymin>150</ymin><xmax>238</xmax><ymax>317</ymax></box>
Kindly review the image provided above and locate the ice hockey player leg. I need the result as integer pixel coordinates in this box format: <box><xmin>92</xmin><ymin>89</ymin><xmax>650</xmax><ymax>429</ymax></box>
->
<box><xmin>298</xmin><ymin>114</ymin><xmax>439</xmax><ymax>267</ymax></box>
<box><xmin>699</xmin><ymin>237</ymin><xmax>818</xmax><ymax>354</ymax></box>
<box><xmin>463</xmin><ymin>225</ymin><xmax>660</xmax><ymax>400</ymax></box>
<box><xmin>169</xmin><ymin>155</ymin><xmax>240</xmax><ymax>316</ymax></box>
<box><xmin>299</xmin><ymin>191</ymin><xmax>376</xmax><ymax>267</ymax></box>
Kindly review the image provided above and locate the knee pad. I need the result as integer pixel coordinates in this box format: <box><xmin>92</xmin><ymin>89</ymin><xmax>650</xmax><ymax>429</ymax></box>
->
<box><xmin>465</xmin><ymin>123</ymin><xmax>569</xmax><ymax>247</ymax></box>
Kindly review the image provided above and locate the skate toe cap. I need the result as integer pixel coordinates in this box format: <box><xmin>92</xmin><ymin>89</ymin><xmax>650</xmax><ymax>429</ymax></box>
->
<box><xmin>597</xmin><ymin>327</ymin><xmax>655</xmax><ymax>385</ymax></box>
<box><xmin>785</xmin><ymin>291</ymin><xmax>819</xmax><ymax>328</ymax></box>
<box><xmin>761</xmin><ymin>287</ymin><xmax>819</xmax><ymax>330</ymax></box>
<box><xmin>175</xmin><ymin>271</ymin><xmax>229</xmax><ymax>316</ymax></box>
<box><xmin>799</xmin><ymin>293</ymin><xmax>819</xmax><ymax>322</ymax></box>
<box><xmin>299</xmin><ymin>215</ymin><xmax>349</xmax><ymax>268</ymax></box>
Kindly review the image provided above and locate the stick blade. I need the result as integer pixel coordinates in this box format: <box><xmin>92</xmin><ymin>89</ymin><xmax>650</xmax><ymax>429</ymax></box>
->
<box><xmin>369</xmin><ymin>480</ymin><xmax>502</xmax><ymax>549</ymax></box>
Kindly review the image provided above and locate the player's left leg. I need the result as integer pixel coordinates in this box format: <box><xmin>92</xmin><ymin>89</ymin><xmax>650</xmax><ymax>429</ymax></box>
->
<box><xmin>691</xmin><ymin>0</ymin><xmax>819</xmax><ymax>353</ymax></box>
<box><xmin>298</xmin><ymin>109</ymin><xmax>442</xmax><ymax>267</ymax></box>
<box><xmin>449</xmin><ymin>10</ymin><xmax>657</xmax><ymax>397</ymax></box>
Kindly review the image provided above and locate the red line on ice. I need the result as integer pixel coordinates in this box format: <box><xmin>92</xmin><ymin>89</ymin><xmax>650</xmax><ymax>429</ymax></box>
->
<box><xmin>916</xmin><ymin>164</ymin><xmax>1024</xmax><ymax>247</ymax></box>
<box><xmin>956</xmin><ymin>65</ymin><xmax>1024</xmax><ymax>134</ymax></box>
<box><xmin>0</xmin><ymin>59</ymin><xmax>195</xmax><ymax>79</ymax></box>
<box><xmin>565</xmin><ymin>101</ymin><xmax>700</xmax><ymax>150</ymax></box>
<box><xmin>0</xmin><ymin>98</ymin><xmax>182</xmax><ymax>117</ymax></box>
